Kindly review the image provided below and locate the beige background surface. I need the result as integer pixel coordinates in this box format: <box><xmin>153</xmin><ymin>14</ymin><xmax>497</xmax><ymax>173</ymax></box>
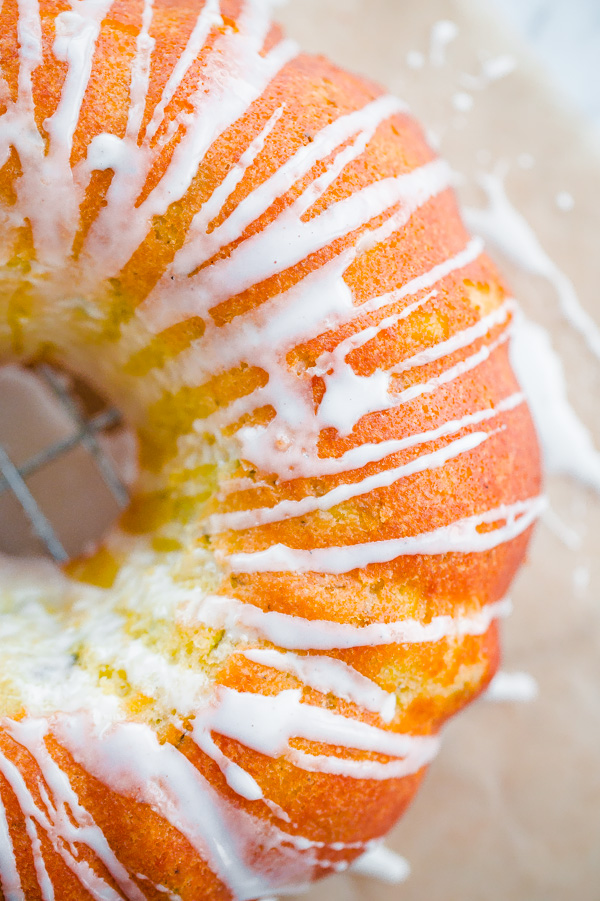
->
<box><xmin>275</xmin><ymin>1</ymin><xmax>600</xmax><ymax>899</ymax></box>
<box><xmin>0</xmin><ymin>1</ymin><xmax>598</xmax><ymax>898</ymax></box>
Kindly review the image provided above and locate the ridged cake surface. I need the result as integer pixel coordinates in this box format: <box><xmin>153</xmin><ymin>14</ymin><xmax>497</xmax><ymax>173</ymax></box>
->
<box><xmin>0</xmin><ymin>1</ymin><xmax>541</xmax><ymax>898</ymax></box>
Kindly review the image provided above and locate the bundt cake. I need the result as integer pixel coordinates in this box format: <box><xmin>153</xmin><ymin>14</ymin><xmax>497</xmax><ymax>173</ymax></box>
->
<box><xmin>0</xmin><ymin>0</ymin><xmax>542</xmax><ymax>898</ymax></box>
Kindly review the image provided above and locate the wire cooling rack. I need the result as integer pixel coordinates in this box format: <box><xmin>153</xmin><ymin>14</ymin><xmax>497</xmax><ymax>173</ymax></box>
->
<box><xmin>0</xmin><ymin>365</ymin><xmax>129</xmax><ymax>563</ymax></box>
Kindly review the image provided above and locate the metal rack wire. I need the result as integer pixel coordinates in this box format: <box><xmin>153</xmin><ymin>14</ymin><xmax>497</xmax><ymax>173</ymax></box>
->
<box><xmin>0</xmin><ymin>365</ymin><xmax>129</xmax><ymax>563</ymax></box>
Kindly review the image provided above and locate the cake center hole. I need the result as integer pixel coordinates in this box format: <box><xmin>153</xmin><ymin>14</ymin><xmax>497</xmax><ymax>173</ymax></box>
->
<box><xmin>0</xmin><ymin>364</ymin><xmax>136</xmax><ymax>561</ymax></box>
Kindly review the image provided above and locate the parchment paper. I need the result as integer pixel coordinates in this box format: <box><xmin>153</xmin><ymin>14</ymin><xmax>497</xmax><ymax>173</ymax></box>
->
<box><xmin>0</xmin><ymin>2</ymin><xmax>598</xmax><ymax>897</ymax></box>
<box><xmin>275</xmin><ymin>1</ymin><xmax>600</xmax><ymax>899</ymax></box>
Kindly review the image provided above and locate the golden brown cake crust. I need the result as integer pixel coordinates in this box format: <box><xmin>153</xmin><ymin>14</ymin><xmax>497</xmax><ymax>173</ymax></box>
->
<box><xmin>0</xmin><ymin>0</ymin><xmax>541</xmax><ymax>898</ymax></box>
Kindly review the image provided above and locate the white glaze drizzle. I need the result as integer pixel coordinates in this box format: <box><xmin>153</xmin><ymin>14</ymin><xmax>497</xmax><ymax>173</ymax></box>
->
<box><xmin>0</xmin><ymin>762</ymin><xmax>54</xmax><ymax>901</ymax></box>
<box><xmin>227</xmin><ymin>496</ymin><xmax>545</xmax><ymax>574</ymax></box>
<box><xmin>484</xmin><ymin>671</ymin><xmax>538</xmax><ymax>703</ymax></box>
<box><xmin>125</xmin><ymin>0</ymin><xmax>156</xmax><ymax>142</ymax></box>
<box><xmin>193</xmin><ymin>285</ymin><xmax>511</xmax><ymax>486</ymax></box>
<box><xmin>242</xmin><ymin>648</ymin><xmax>397</xmax><ymax>722</ymax></box>
<box><xmin>0</xmin><ymin>0</ymin><xmax>546</xmax><ymax>896</ymax></box>
<box><xmin>190</xmin><ymin>687</ymin><xmax>439</xmax><ymax>775</ymax></box>
<box><xmin>0</xmin><ymin>792</ymin><xmax>23</xmax><ymax>901</ymax></box>
<box><xmin>0</xmin><ymin>720</ymin><xmax>147</xmax><ymax>901</ymax></box>
<box><xmin>350</xmin><ymin>843</ymin><xmax>410</xmax><ymax>883</ymax></box>
<box><xmin>208</xmin><ymin>429</ymin><xmax>491</xmax><ymax>532</ymax></box>
<box><xmin>182</xmin><ymin>101</ymin><xmax>287</xmax><ymax>242</ymax></box>
<box><xmin>314</xmin><ymin>314</ymin><xmax>513</xmax><ymax>437</ymax></box>
<box><xmin>136</xmin><ymin>229</ymin><xmax>477</xmax><ymax>401</ymax></box>
<box><xmin>0</xmin><ymin>0</ymin><xmax>297</xmax><ymax>279</ymax></box>
<box><xmin>510</xmin><ymin>313</ymin><xmax>600</xmax><ymax>493</ymax></box>
<box><xmin>81</xmin><ymin>5</ymin><xmax>298</xmax><ymax>284</ymax></box>
<box><xmin>184</xmin><ymin>594</ymin><xmax>513</xmax><ymax>650</ymax></box>
<box><xmin>142</xmin><ymin>0</ymin><xmax>223</xmax><ymax>144</ymax></box>
<box><xmin>139</xmin><ymin>155</ymin><xmax>451</xmax><ymax>332</ymax></box>
<box><xmin>222</xmin><ymin>387</ymin><xmax>524</xmax><ymax>488</ymax></box>
<box><xmin>137</xmin><ymin>93</ymin><xmax>408</xmax><ymax>325</ymax></box>
<box><xmin>136</xmin><ymin>873</ymin><xmax>182</xmax><ymax>901</ymax></box>
<box><xmin>173</xmin><ymin>231</ymin><xmax>485</xmax><ymax>483</ymax></box>
<box><xmin>464</xmin><ymin>170</ymin><xmax>600</xmax><ymax>363</ymax></box>
<box><xmin>54</xmin><ymin>712</ymin><xmax>380</xmax><ymax>898</ymax></box>
<box><xmin>2</xmin><ymin>0</ymin><xmax>114</xmax><ymax>266</ymax></box>
<box><xmin>191</xmin><ymin>239</ymin><xmax>508</xmax><ymax>472</ymax></box>
<box><xmin>388</xmin><ymin>297</ymin><xmax>514</xmax><ymax>373</ymax></box>
<box><xmin>52</xmin><ymin>714</ymin><xmax>324</xmax><ymax>900</ymax></box>
<box><xmin>20</xmin><ymin>806</ymin><xmax>54</xmax><ymax>901</ymax></box>
<box><xmin>286</xmin><ymin>749</ymin><xmax>433</xmax><ymax>781</ymax></box>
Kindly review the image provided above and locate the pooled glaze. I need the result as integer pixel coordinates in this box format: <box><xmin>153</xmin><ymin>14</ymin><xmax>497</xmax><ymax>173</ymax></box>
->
<box><xmin>510</xmin><ymin>314</ymin><xmax>600</xmax><ymax>494</ymax></box>
<box><xmin>350</xmin><ymin>844</ymin><xmax>411</xmax><ymax>884</ymax></box>
<box><xmin>464</xmin><ymin>170</ymin><xmax>600</xmax><ymax>363</ymax></box>
<box><xmin>484</xmin><ymin>671</ymin><xmax>539</xmax><ymax>703</ymax></box>
<box><xmin>465</xmin><ymin>171</ymin><xmax>600</xmax><ymax>494</ymax></box>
